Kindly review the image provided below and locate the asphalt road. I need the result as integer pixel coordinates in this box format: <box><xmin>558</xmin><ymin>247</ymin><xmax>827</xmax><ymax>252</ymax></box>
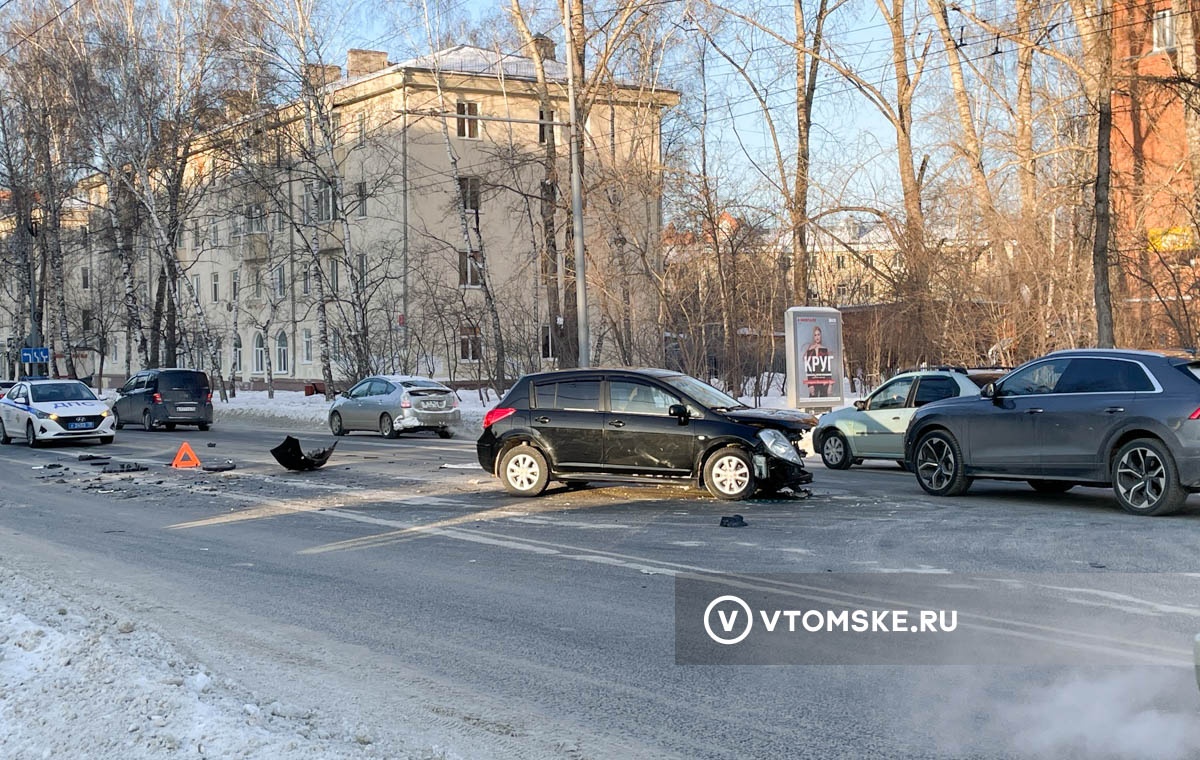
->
<box><xmin>1</xmin><ymin>419</ymin><xmax>1198</xmax><ymax>758</ymax></box>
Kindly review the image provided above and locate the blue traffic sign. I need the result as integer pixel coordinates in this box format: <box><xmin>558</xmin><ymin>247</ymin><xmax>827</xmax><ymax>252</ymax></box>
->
<box><xmin>20</xmin><ymin>347</ymin><xmax>50</xmax><ymax>363</ymax></box>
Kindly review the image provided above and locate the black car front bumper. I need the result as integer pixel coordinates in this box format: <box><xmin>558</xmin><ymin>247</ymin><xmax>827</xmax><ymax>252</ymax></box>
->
<box><xmin>756</xmin><ymin>454</ymin><xmax>813</xmax><ymax>490</ymax></box>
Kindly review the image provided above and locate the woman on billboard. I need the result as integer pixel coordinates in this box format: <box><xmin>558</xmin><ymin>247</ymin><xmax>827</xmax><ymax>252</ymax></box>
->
<box><xmin>804</xmin><ymin>325</ymin><xmax>835</xmax><ymax>398</ymax></box>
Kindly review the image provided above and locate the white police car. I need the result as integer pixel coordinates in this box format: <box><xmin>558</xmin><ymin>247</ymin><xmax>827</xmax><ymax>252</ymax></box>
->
<box><xmin>0</xmin><ymin>379</ymin><xmax>115</xmax><ymax>447</ymax></box>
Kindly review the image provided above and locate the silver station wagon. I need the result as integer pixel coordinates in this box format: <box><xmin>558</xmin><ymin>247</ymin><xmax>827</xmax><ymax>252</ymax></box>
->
<box><xmin>329</xmin><ymin>375</ymin><xmax>460</xmax><ymax>439</ymax></box>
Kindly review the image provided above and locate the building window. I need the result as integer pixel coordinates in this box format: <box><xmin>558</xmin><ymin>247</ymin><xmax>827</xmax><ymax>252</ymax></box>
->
<box><xmin>540</xmin><ymin>324</ymin><xmax>555</xmax><ymax>360</ymax></box>
<box><xmin>254</xmin><ymin>269</ymin><xmax>262</xmax><ymax>298</ymax></box>
<box><xmin>456</xmin><ymin>101</ymin><xmax>479</xmax><ymax>138</ymax></box>
<box><xmin>231</xmin><ymin>270</ymin><xmax>240</xmax><ymax>300</ymax></box>
<box><xmin>305</xmin><ymin>181</ymin><xmax>335</xmax><ymax>222</ymax></box>
<box><xmin>459</xmin><ymin>250</ymin><xmax>482</xmax><ymax>287</ymax></box>
<box><xmin>458</xmin><ymin>177</ymin><xmax>481</xmax><ymax>212</ymax></box>
<box><xmin>253</xmin><ymin>333</ymin><xmax>266</xmax><ymax>373</ymax></box>
<box><xmin>275</xmin><ymin>207</ymin><xmax>288</xmax><ymax>233</ymax></box>
<box><xmin>331</xmin><ymin>330</ymin><xmax>342</xmax><ymax>360</ymax></box>
<box><xmin>192</xmin><ymin>221</ymin><xmax>202</xmax><ymax>248</ymax></box>
<box><xmin>302</xmin><ymin>328</ymin><xmax>313</xmax><ymax>363</ymax></box>
<box><xmin>459</xmin><ymin>325</ymin><xmax>481</xmax><ymax>362</ymax></box>
<box><xmin>211</xmin><ymin>272</ymin><xmax>220</xmax><ymax>303</ymax></box>
<box><xmin>329</xmin><ymin>112</ymin><xmax>341</xmax><ymax>145</ymax></box>
<box><xmin>329</xmin><ymin>259</ymin><xmax>339</xmax><ymax>292</ymax></box>
<box><xmin>81</xmin><ymin>310</ymin><xmax>94</xmax><ymax>334</ymax></box>
<box><xmin>231</xmin><ymin>206</ymin><xmax>245</xmax><ymax>237</ymax></box>
<box><xmin>80</xmin><ymin>266</ymin><xmax>91</xmax><ymax>290</ymax></box>
<box><xmin>836</xmin><ymin>254</ymin><xmax>845</xmax><ymax>270</ymax></box>
<box><xmin>836</xmin><ymin>283</ymin><xmax>848</xmax><ymax>302</ymax></box>
<box><xmin>302</xmin><ymin>266</ymin><xmax>310</xmax><ymax>295</ymax></box>
<box><xmin>275</xmin><ymin>331</ymin><xmax>289</xmax><ymax>374</ymax></box>
<box><xmin>356</xmin><ymin>112</ymin><xmax>367</xmax><ymax>146</ymax></box>
<box><xmin>864</xmin><ymin>254</ymin><xmax>874</xmax><ymax>268</ymax></box>
<box><xmin>355</xmin><ymin>181</ymin><xmax>367</xmax><ymax>218</ymax></box>
<box><xmin>274</xmin><ymin>265</ymin><xmax>286</xmax><ymax>297</ymax></box>
<box><xmin>209</xmin><ymin>220</ymin><xmax>220</xmax><ymax>246</ymax></box>
<box><xmin>539</xmin><ymin>109</ymin><xmax>555</xmax><ymax>144</ymax></box>
<box><xmin>232</xmin><ymin>335</ymin><xmax>243</xmax><ymax>373</ymax></box>
<box><xmin>246</xmin><ymin>203</ymin><xmax>266</xmax><ymax>234</ymax></box>
<box><xmin>864</xmin><ymin>282</ymin><xmax>874</xmax><ymax>299</ymax></box>
<box><xmin>1154</xmin><ymin>10</ymin><xmax>1175</xmax><ymax>52</ymax></box>
<box><xmin>357</xmin><ymin>253</ymin><xmax>367</xmax><ymax>283</ymax></box>
<box><xmin>192</xmin><ymin>273</ymin><xmax>200</xmax><ymax>298</ymax></box>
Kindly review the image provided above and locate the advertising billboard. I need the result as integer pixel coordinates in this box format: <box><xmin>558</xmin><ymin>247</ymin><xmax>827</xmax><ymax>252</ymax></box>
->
<box><xmin>785</xmin><ymin>307</ymin><xmax>844</xmax><ymax>409</ymax></box>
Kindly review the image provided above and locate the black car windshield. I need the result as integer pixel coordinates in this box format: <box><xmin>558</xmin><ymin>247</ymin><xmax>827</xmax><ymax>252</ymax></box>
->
<box><xmin>660</xmin><ymin>374</ymin><xmax>743</xmax><ymax>409</ymax></box>
<box><xmin>30</xmin><ymin>382</ymin><xmax>97</xmax><ymax>402</ymax></box>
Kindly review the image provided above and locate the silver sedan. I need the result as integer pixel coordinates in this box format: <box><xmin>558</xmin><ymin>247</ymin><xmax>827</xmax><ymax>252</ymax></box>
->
<box><xmin>329</xmin><ymin>375</ymin><xmax>461</xmax><ymax>439</ymax></box>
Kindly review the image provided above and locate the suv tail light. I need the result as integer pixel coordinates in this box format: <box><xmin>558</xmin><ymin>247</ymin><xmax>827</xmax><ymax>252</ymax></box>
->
<box><xmin>206</xmin><ymin>391</ymin><xmax>212</xmax><ymax>402</ymax></box>
<box><xmin>152</xmin><ymin>392</ymin><xmax>163</xmax><ymax>404</ymax></box>
<box><xmin>483</xmin><ymin>407</ymin><xmax>516</xmax><ymax>429</ymax></box>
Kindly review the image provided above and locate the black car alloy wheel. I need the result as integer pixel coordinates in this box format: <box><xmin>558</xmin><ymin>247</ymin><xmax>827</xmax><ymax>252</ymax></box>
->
<box><xmin>914</xmin><ymin>430</ymin><xmax>971</xmax><ymax>496</ymax></box>
<box><xmin>1112</xmin><ymin>438</ymin><xmax>1187</xmax><ymax>516</ymax></box>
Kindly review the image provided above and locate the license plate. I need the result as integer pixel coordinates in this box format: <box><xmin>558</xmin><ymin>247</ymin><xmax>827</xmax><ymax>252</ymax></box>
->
<box><xmin>67</xmin><ymin>421</ymin><xmax>93</xmax><ymax>430</ymax></box>
<box><xmin>422</xmin><ymin>401</ymin><xmax>444</xmax><ymax>410</ymax></box>
<box><xmin>176</xmin><ymin>405</ymin><xmax>196</xmax><ymax>412</ymax></box>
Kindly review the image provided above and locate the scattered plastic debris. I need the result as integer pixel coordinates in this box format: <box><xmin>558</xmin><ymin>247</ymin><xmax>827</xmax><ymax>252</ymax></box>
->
<box><xmin>270</xmin><ymin>436</ymin><xmax>337</xmax><ymax>471</ymax></box>
<box><xmin>77</xmin><ymin>454</ymin><xmax>110</xmax><ymax>462</ymax></box>
<box><xmin>101</xmin><ymin>462</ymin><xmax>147</xmax><ymax>474</ymax></box>
<box><xmin>202</xmin><ymin>460</ymin><xmax>236</xmax><ymax>473</ymax></box>
<box><xmin>719</xmin><ymin>515</ymin><xmax>748</xmax><ymax>528</ymax></box>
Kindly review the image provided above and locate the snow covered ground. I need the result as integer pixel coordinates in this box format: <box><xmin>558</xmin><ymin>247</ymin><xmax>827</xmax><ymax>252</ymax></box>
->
<box><xmin>0</xmin><ymin>572</ymin><xmax>419</xmax><ymax>759</ymax></box>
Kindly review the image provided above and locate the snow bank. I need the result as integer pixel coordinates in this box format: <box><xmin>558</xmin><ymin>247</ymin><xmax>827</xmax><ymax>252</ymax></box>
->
<box><xmin>0</xmin><ymin>567</ymin><xmax>413</xmax><ymax>759</ymax></box>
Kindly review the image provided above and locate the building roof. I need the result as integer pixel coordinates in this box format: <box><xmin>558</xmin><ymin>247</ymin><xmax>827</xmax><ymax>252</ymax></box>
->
<box><xmin>394</xmin><ymin>45</ymin><xmax>569</xmax><ymax>84</ymax></box>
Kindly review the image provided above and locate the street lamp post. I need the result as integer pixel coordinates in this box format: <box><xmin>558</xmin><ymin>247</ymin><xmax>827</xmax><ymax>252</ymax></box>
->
<box><xmin>564</xmin><ymin>0</ymin><xmax>589</xmax><ymax>367</ymax></box>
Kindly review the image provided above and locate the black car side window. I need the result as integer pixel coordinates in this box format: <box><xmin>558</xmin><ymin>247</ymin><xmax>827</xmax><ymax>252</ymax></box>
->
<box><xmin>913</xmin><ymin>376</ymin><xmax>959</xmax><ymax>407</ymax></box>
<box><xmin>536</xmin><ymin>380</ymin><xmax>601</xmax><ymax>411</ymax></box>
<box><xmin>997</xmin><ymin>358</ymin><xmax>1070</xmax><ymax>396</ymax></box>
<box><xmin>611</xmin><ymin>380</ymin><xmax>678</xmax><ymax>416</ymax></box>
<box><xmin>1053</xmin><ymin>358</ymin><xmax>1155</xmax><ymax>393</ymax></box>
<box><xmin>349</xmin><ymin>381</ymin><xmax>372</xmax><ymax>398</ymax></box>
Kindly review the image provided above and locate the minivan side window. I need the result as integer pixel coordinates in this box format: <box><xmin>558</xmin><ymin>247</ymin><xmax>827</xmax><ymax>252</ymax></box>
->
<box><xmin>535</xmin><ymin>380</ymin><xmax>601</xmax><ymax>411</ymax></box>
<box><xmin>913</xmin><ymin>376</ymin><xmax>960</xmax><ymax>407</ymax></box>
<box><xmin>867</xmin><ymin>377</ymin><xmax>915</xmax><ymax>410</ymax></box>
<box><xmin>1053</xmin><ymin>358</ymin><xmax>1155</xmax><ymax>393</ymax></box>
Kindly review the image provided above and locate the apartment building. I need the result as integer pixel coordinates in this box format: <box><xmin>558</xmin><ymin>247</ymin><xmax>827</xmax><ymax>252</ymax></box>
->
<box><xmin>6</xmin><ymin>41</ymin><xmax>677</xmax><ymax>389</ymax></box>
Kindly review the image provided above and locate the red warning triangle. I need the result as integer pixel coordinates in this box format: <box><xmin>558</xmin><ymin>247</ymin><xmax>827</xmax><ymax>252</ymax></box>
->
<box><xmin>171</xmin><ymin>442</ymin><xmax>202</xmax><ymax>469</ymax></box>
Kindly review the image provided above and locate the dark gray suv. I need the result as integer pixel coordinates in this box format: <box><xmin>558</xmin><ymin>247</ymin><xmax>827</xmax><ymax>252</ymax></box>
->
<box><xmin>904</xmin><ymin>349</ymin><xmax>1200</xmax><ymax>515</ymax></box>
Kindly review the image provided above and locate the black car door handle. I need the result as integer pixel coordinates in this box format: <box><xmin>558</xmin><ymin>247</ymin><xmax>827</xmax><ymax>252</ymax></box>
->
<box><xmin>1105</xmin><ymin>407</ymin><xmax>1125</xmax><ymax>414</ymax></box>
<box><xmin>534</xmin><ymin>416</ymin><xmax>551</xmax><ymax>424</ymax></box>
<box><xmin>1026</xmin><ymin>408</ymin><xmax>1044</xmax><ymax>414</ymax></box>
<box><xmin>607</xmin><ymin>419</ymin><xmax>626</xmax><ymax>428</ymax></box>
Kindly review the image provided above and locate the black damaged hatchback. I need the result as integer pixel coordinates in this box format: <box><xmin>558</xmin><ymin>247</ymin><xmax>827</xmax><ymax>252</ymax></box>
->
<box><xmin>477</xmin><ymin>368</ymin><xmax>816</xmax><ymax>500</ymax></box>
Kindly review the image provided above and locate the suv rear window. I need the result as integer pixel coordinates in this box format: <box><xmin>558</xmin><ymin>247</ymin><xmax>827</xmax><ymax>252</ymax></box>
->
<box><xmin>1055</xmin><ymin>358</ymin><xmax>1154</xmax><ymax>393</ymax></box>
<box><xmin>158</xmin><ymin>371</ymin><xmax>210</xmax><ymax>392</ymax></box>
<box><xmin>534</xmin><ymin>380</ymin><xmax>601</xmax><ymax>411</ymax></box>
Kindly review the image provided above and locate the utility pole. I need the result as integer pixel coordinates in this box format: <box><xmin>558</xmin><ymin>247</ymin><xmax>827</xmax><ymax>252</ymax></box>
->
<box><xmin>565</xmin><ymin>0</ymin><xmax>589</xmax><ymax>367</ymax></box>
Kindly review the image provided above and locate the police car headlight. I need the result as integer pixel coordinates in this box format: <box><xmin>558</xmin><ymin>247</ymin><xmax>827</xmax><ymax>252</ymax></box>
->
<box><xmin>100</xmin><ymin>410</ymin><xmax>109</xmax><ymax>418</ymax></box>
<box><xmin>35</xmin><ymin>410</ymin><xmax>58</xmax><ymax>421</ymax></box>
<box><xmin>758</xmin><ymin>429</ymin><xmax>802</xmax><ymax>465</ymax></box>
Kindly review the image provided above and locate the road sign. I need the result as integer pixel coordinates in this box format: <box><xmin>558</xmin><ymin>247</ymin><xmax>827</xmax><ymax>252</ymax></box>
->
<box><xmin>20</xmin><ymin>347</ymin><xmax>50</xmax><ymax>363</ymax></box>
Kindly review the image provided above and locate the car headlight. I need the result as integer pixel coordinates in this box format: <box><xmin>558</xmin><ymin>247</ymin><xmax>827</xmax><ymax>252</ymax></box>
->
<box><xmin>35</xmin><ymin>410</ymin><xmax>57</xmax><ymax>421</ymax></box>
<box><xmin>758</xmin><ymin>428</ymin><xmax>802</xmax><ymax>465</ymax></box>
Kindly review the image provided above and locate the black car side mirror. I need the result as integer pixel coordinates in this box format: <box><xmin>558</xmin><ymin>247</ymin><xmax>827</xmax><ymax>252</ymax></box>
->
<box><xmin>981</xmin><ymin>382</ymin><xmax>1002</xmax><ymax>404</ymax></box>
<box><xmin>668</xmin><ymin>403</ymin><xmax>690</xmax><ymax>424</ymax></box>
<box><xmin>854</xmin><ymin>399</ymin><xmax>866</xmax><ymax>411</ymax></box>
